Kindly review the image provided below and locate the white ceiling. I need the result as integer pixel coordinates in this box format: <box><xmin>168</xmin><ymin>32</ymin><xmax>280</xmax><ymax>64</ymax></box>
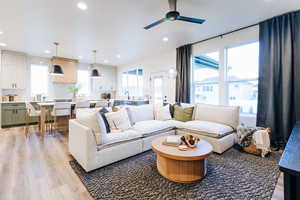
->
<box><xmin>0</xmin><ymin>0</ymin><xmax>299</xmax><ymax>66</ymax></box>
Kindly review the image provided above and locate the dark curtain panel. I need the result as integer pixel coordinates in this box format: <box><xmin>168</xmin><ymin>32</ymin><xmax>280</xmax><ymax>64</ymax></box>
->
<box><xmin>257</xmin><ymin>10</ymin><xmax>300</xmax><ymax>147</ymax></box>
<box><xmin>176</xmin><ymin>44</ymin><xmax>192</xmax><ymax>103</ymax></box>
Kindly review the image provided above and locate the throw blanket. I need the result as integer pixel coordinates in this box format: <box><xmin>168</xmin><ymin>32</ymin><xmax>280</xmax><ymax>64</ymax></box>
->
<box><xmin>237</xmin><ymin>124</ymin><xmax>264</xmax><ymax>148</ymax></box>
<box><xmin>237</xmin><ymin>124</ymin><xmax>271</xmax><ymax>157</ymax></box>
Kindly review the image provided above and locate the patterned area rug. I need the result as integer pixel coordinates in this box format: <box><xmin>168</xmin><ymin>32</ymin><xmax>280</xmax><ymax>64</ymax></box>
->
<box><xmin>70</xmin><ymin>149</ymin><xmax>281</xmax><ymax>200</ymax></box>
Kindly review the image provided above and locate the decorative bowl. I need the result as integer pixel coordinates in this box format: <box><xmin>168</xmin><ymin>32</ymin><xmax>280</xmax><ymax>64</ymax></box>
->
<box><xmin>181</xmin><ymin>135</ymin><xmax>200</xmax><ymax>148</ymax></box>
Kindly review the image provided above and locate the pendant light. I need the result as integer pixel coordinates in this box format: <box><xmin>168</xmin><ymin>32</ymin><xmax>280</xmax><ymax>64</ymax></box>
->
<box><xmin>90</xmin><ymin>50</ymin><xmax>102</xmax><ymax>78</ymax></box>
<box><xmin>50</xmin><ymin>42</ymin><xmax>64</xmax><ymax>75</ymax></box>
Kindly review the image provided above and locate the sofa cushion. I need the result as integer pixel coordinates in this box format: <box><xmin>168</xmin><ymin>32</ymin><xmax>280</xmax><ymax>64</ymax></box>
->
<box><xmin>179</xmin><ymin>120</ymin><xmax>234</xmax><ymax>138</ymax></box>
<box><xmin>133</xmin><ymin>120</ymin><xmax>173</xmax><ymax>137</ymax></box>
<box><xmin>194</xmin><ymin>103</ymin><xmax>240</xmax><ymax>129</ymax></box>
<box><xmin>98</xmin><ymin>129</ymin><xmax>142</xmax><ymax>150</ymax></box>
<box><xmin>173</xmin><ymin>105</ymin><xmax>194</xmax><ymax>122</ymax></box>
<box><xmin>105</xmin><ymin>109</ymin><xmax>131</xmax><ymax>132</ymax></box>
<box><xmin>164</xmin><ymin>120</ymin><xmax>186</xmax><ymax>128</ymax></box>
<box><xmin>154</xmin><ymin>105</ymin><xmax>172</xmax><ymax>121</ymax></box>
<box><xmin>76</xmin><ymin>108</ymin><xmax>102</xmax><ymax>145</ymax></box>
<box><xmin>126</xmin><ymin>105</ymin><xmax>154</xmax><ymax>124</ymax></box>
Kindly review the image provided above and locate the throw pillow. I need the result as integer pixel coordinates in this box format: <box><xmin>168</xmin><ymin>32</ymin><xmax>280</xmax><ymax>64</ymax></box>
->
<box><xmin>105</xmin><ymin>109</ymin><xmax>132</xmax><ymax>132</ymax></box>
<box><xmin>173</xmin><ymin>105</ymin><xmax>194</xmax><ymax>122</ymax></box>
<box><xmin>98</xmin><ymin>108</ymin><xmax>111</xmax><ymax>133</ymax></box>
<box><xmin>155</xmin><ymin>105</ymin><xmax>172</xmax><ymax>121</ymax></box>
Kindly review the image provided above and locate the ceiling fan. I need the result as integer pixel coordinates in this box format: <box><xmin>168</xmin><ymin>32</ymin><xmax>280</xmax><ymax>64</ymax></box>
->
<box><xmin>144</xmin><ymin>0</ymin><xmax>206</xmax><ymax>30</ymax></box>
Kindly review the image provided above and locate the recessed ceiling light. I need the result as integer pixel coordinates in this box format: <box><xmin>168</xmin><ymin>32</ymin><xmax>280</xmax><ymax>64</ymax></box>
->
<box><xmin>116</xmin><ymin>54</ymin><xmax>121</xmax><ymax>58</ymax></box>
<box><xmin>163</xmin><ymin>37</ymin><xmax>169</xmax><ymax>42</ymax></box>
<box><xmin>40</xmin><ymin>61</ymin><xmax>44</xmax><ymax>64</ymax></box>
<box><xmin>78</xmin><ymin>56</ymin><xmax>83</xmax><ymax>59</ymax></box>
<box><xmin>77</xmin><ymin>2</ymin><xmax>88</xmax><ymax>10</ymax></box>
<box><xmin>44</xmin><ymin>50</ymin><xmax>51</xmax><ymax>54</ymax></box>
<box><xmin>104</xmin><ymin>60</ymin><xmax>109</xmax><ymax>63</ymax></box>
<box><xmin>0</xmin><ymin>42</ymin><xmax>7</xmax><ymax>47</ymax></box>
<box><xmin>0</xmin><ymin>31</ymin><xmax>3</xmax><ymax>35</ymax></box>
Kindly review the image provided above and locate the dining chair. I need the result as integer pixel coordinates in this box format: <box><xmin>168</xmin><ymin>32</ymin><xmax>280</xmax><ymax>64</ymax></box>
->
<box><xmin>25</xmin><ymin>102</ymin><xmax>41</xmax><ymax>137</ymax></box>
<box><xmin>50</xmin><ymin>102</ymin><xmax>72</xmax><ymax>134</ymax></box>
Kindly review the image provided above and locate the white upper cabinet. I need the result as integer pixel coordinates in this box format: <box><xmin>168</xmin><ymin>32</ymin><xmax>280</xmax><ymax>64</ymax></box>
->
<box><xmin>0</xmin><ymin>51</ymin><xmax>27</xmax><ymax>89</ymax></box>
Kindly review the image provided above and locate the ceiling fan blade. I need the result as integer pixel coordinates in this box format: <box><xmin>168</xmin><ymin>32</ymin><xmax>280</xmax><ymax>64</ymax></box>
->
<box><xmin>168</xmin><ymin>0</ymin><xmax>177</xmax><ymax>11</ymax></box>
<box><xmin>178</xmin><ymin>16</ymin><xmax>205</xmax><ymax>24</ymax></box>
<box><xmin>144</xmin><ymin>18</ymin><xmax>166</xmax><ymax>30</ymax></box>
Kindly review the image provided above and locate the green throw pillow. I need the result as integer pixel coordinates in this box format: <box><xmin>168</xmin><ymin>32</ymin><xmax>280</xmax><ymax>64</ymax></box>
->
<box><xmin>173</xmin><ymin>105</ymin><xmax>194</xmax><ymax>122</ymax></box>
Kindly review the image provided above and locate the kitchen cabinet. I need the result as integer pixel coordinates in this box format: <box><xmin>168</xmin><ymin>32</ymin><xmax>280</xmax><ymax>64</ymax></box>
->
<box><xmin>0</xmin><ymin>51</ymin><xmax>27</xmax><ymax>89</ymax></box>
<box><xmin>51</xmin><ymin>57</ymin><xmax>78</xmax><ymax>83</ymax></box>
<box><xmin>1</xmin><ymin>103</ymin><xmax>38</xmax><ymax>128</ymax></box>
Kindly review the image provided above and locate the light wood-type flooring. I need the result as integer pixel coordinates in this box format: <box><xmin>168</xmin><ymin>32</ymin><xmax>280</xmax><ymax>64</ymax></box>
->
<box><xmin>0</xmin><ymin>126</ymin><xmax>283</xmax><ymax>200</ymax></box>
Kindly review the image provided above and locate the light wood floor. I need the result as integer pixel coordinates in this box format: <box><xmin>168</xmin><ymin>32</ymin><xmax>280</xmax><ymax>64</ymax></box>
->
<box><xmin>0</xmin><ymin>127</ymin><xmax>284</xmax><ymax>200</ymax></box>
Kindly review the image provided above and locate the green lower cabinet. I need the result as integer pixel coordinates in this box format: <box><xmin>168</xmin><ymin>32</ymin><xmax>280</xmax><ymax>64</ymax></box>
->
<box><xmin>1</xmin><ymin>103</ymin><xmax>39</xmax><ymax>128</ymax></box>
<box><xmin>1</xmin><ymin>109</ymin><xmax>15</xmax><ymax>127</ymax></box>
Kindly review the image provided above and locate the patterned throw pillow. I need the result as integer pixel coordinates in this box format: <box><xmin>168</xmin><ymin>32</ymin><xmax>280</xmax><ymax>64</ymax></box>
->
<box><xmin>173</xmin><ymin>105</ymin><xmax>194</xmax><ymax>122</ymax></box>
<box><xmin>104</xmin><ymin>109</ymin><xmax>132</xmax><ymax>132</ymax></box>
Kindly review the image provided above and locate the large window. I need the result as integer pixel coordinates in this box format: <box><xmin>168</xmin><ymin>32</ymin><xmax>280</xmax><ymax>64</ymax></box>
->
<box><xmin>122</xmin><ymin>68</ymin><xmax>143</xmax><ymax>97</ymax></box>
<box><xmin>192</xmin><ymin>51</ymin><xmax>220</xmax><ymax>105</ymax></box>
<box><xmin>227</xmin><ymin>42</ymin><xmax>259</xmax><ymax>114</ymax></box>
<box><xmin>77</xmin><ymin>70</ymin><xmax>90</xmax><ymax>96</ymax></box>
<box><xmin>192</xmin><ymin>41</ymin><xmax>259</xmax><ymax>115</ymax></box>
<box><xmin>31</xmin><ymin>64</ymin><xmax>48</xmax><ymax>96</ymax></box>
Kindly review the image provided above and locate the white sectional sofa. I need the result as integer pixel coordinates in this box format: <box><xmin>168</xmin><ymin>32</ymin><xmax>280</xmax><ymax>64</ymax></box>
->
<box><xmin>69</xmin><ymin>103</ymin><xmax>239</xmax><ymax>172</ymax></box>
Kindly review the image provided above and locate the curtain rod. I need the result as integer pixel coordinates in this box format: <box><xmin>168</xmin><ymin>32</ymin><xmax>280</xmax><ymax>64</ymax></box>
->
<box><xmin>191</xmin><ymin>22</ymin><xmax>259</xmax><ymax>46</ymax></box>
<box><xmin>191</xmin><ymin>9</ymin><xmax>300</xmax><ymax>46</ymax></box>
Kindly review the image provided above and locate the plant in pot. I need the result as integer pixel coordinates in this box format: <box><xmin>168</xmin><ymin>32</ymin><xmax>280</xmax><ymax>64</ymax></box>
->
<box><xmin>68</xmin><ymin>84</ymin><xmax>81</xmax><ymax>101</ymax></box>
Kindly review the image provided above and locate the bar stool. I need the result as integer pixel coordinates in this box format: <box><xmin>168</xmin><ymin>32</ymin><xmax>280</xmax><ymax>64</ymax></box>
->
<box><xmin>25</xmin><ymin>102</ymin><xmax>41</xmax><ymax>137</ymax></box>
<box><xmin>50</xmin><ymin>102</ymin><xmax>72</xmax><ymax>134</ymax></box>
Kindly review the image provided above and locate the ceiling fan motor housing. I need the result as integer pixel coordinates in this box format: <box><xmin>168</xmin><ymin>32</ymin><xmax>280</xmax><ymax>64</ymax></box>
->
<box><xmin>166</xmin><ymin>11</ymin><xmax>180</xmax><ymax>21</ymax></box>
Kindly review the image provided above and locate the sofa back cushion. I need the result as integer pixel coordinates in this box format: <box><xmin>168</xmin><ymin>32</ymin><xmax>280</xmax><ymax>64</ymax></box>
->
<box><xmin>126</xmin><ymin>104</ymin><xmax>154</xmax><ymax>124</ymax></box>
<box><xmin>76</xmin><ymin>108</ymin><xmax>104</xmax><ymax>145</ymax></box>
<box><xmin>194</xmin><ymin>103</ymin><xmax>240</xmax><ymax>129</ymax></box>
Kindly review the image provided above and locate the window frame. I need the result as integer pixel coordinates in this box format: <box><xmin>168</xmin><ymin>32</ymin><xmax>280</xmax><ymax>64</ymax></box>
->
<box><xmin>191</xmin><ymin>51</ymin><xmax>220</xmax><ymax>105</ymax></box>
<box><xmin>191</xmin><ymin>40</ymin><xmax>259</xmax><ymax>116</ymax></box>
<box><xmin>122</xmin><ymin>68</ymin><xmax>144</xmax><ymax>97</ymax></box>
<box><xmin>225</xmin><ymin>41</ymin><xmax>259</xmax><ymax>115</ymax></box>
<box><xmin>30</xmin><ymin>64</ymin><xmax>49</xmax><ymax>97</ymax></box>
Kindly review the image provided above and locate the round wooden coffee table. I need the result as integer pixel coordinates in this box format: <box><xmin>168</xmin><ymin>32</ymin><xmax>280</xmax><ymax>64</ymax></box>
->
<box><xmin>152</xmin><ymin>136</ymin><xmax>213</xmax><ymax>183</ymax></box>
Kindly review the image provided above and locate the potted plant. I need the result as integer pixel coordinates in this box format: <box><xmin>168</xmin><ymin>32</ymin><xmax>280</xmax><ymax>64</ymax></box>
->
<box><xmin>68</xmin><ymin>84</ymin><xmax>81</xmax><ymax>100</ymax></box>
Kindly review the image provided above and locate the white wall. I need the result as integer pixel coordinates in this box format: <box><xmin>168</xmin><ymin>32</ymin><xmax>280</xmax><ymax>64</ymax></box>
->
<box><xmin>116</xmin><ymin>50</ymin><xmax>177</xmax><ymax>103</ymax></box>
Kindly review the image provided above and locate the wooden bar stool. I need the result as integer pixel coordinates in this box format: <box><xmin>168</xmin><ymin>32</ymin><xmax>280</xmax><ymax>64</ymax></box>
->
<box><xmin>25</xmin><ymin>102</ymin><xmax>41</xmax><ymax>137</ymax></box>
<box><xmin>50</xmin><ymin>102</ymin><xmax>72</xmax><ymax>134</ymax></box>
